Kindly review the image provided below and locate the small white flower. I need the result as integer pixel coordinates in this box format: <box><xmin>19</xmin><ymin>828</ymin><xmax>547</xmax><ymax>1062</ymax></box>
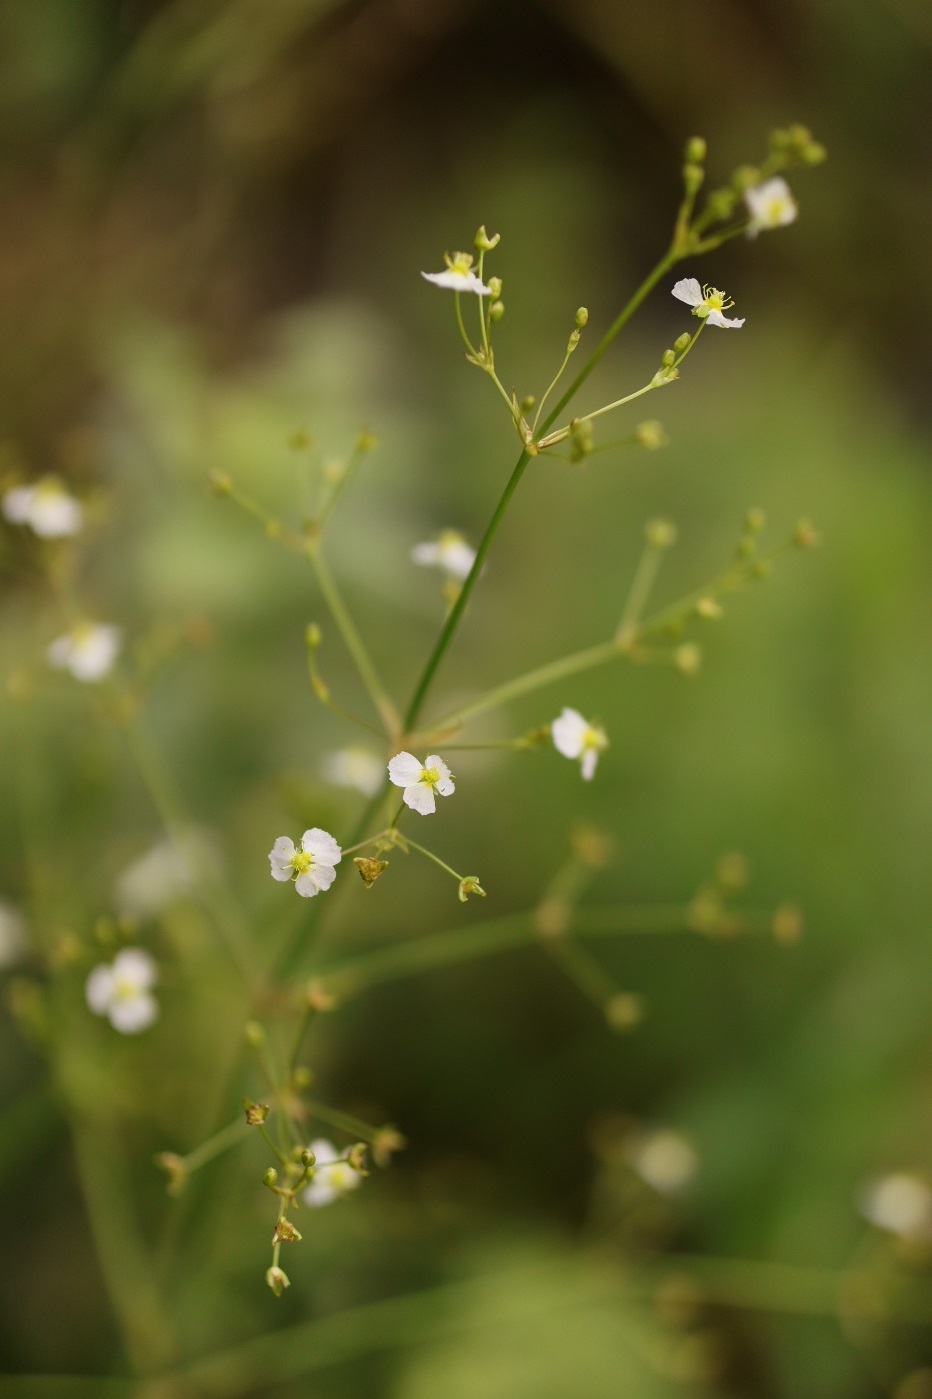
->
<box><xmin>0</xmin><ymin>901</ymin><xmax>26</xmax><ymax>970</ymax></box>
<box><xmin>387</xmin><ymin>751</ymin><xmax>455</xmax><ymax>815</ymax></box>
<box><xmin>859</xmin><ymin>1173</ymin><xmax>932</xmax><ymax>1241</ymax></box>
<box><xmin>85</xmin><ymin>947</ymin><xmax>158</xmax><ymax>1034</ymax></box>
<box><xmin>627</xmin><ymin>1129</ymin><xmax>698</xmax><ymax>1195</ymax></box>
<box><xmin>47</xmin><ymin>623</ymin><xmax>121</xmax><ymax>683</ymax></box>
<box><xmin>411</xmin><ymin>529</ymin><xmax>477</xmax><ymax>583</ymax></box>
<box><xmin>269</xmin><ymin>828</ymin><xmax>342</xmax><ymax>897</ymax></box>
<box><xmin>2</xmin><ymin>477</ymin><xmax>83</xmax><ymax>538</ymax></box>
<box><xmin>114</xmin><ymin>830</ymin><xmax>219</xmax><ymax>918</ymax></box>
<box><xmin>744</xmin><ymin>177</ymin><xmax>798</xmax><ymax>238</ymax></box>
<box><xmin>671</xmin><ymin>278</ymin><xmax>745</xmax><ymax>328</ymax></box>
<box><xmin>303</xmin><ymin>1138</ymin><xmax>362</xmax><ymax>1208</ymax></box>
<box><xmin>320</xmin><ymin>747</ymin><xmax>385</xmax><ymax>798</ymax></box>
<box><xmin>551</xmin><ymin>708</ymin><xmax>608</xmax><ymax>780</ymax></box>
<box><xmin>421</xmin><ymin>252</ymin><xmax>491</xmax><ymax>296</ymax></box>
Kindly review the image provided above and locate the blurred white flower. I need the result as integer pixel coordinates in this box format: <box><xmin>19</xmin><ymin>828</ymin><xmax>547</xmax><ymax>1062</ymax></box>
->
<box><xmin>269</xmin><ymin>828</ymin><xmax>341</xmax><ymax>897</ymax></box>
<box><xmin>0</xmin><ymin>901</ymin><xmax>26</xmax><ymax>970</ymax></box>
<box><xmin>47</xmin><ymin>623</ymin><xmax>120</xmax><ymax>682</ymax></box>
<box><xmin>303</xmin><ymin>1138</ymin><xmax>362</xmax><ymax>1207</ymax></box>
<box><xmin>744</xmin><ymin>177</ymin><xmax>798</xmax><ymax>238</ymax></box>
<box><xmin>114</xmin><ymin>831</ymin><xmax>219</xmax><ymax>918</ymax></box>
<box><xmin>388</xmin><ymin>751</ymin><xmax>455</xmax><ymax>815</ymax></box>
<box><xmin>320</xmin><ymin>747</ymin><xmax>384</xmax><ymax>798</ymax></box>
<box><xmin>627</xmin><ymin>1128</ymin><xmax>698</xmax><ymax>1194</ymax></box>
<box><xmin>85</xmin><ymin>947</ymin><xmax>158</xmax><ymax>1034</ymax></box>
<box><xmin>859</xmin><ymin>1173</ymin><xmax>932</xmax><ymax>1241</ymax></box>
<box><xmin>551</xmin><ymin>708</ymin><xmax>608</xmax><ymax>780</ymax></box>
<box><xmin>421</xmin><ymin>253</ymin><xmax>491</xmax><ymax>296</ymax></box>
<box><xmin>411</xmin><ymin>529</ymin><xmax>477</xmax><ymax>583</ymax></box>
<box><xmin>671</xmin><ymin>279</ymin><xmax>745</xmax><ymax>328</ymax></box>
<box><xmin>2</xmin><ymin>477</ymin><xmax>83</xmax><ymax>538</ymax></box>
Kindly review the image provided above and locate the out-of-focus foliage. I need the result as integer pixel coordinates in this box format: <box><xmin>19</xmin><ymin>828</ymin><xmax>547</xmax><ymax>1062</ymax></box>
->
<box><xmin>1</xmin><ymin>2</ymin><xmax>931</xmax><ymax>1396</ymax></box>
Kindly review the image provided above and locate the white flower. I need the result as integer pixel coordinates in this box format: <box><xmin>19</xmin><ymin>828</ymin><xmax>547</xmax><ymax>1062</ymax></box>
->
<box><xmin>303</xmin><ymin>1138</ymin><xmax>362</xmax><ymax>1208</ymax></box>
<box><xmin>85</xmin><ymin>947</ymin><xmax>158</xmax><ymax>1034</ymax></box>
<box><xmin>744</xmin><ymin>177</ymin><xmax>798</xmax><ymax>238</ymax></box>
<box><xmin>627</xmin><ymin>1129</ymin><xmax>698</xmax><ymax>1195</ymax></box>
<box><xmin>411</xmin><ymin>529</ymin><xmax>477</xmax><ymax>583</ymax></box>
<box><xmin>320</xmin><ymin>747</ymin><xmax>384</xmax><ymax>798</ymax></box>
<box><xmin>859</xmin><ymin>1173</ymin><xmax>932</xmax><ymax>1241</ymax></box>
<box><xmin>269</xmin><ymin>828</ymin><xmax>342</xmax><ymax>897</ymax></box>
<box><xmin>421</xmin><ymin>252</ymin><xmax>491</xmax><ymax>296</ymax></box>
<box><xmin>114</xmin><ymin>830</ymin><xmax>219</xmax><ymax>918</ymax></box>
<box><xmin>671</xmin><ymin>278</ymin><xmax>745</xmax><ymax>328</ymax></box>
<box><xmin>387</xmin><ymin>751</ymin><xmax>455</xmax><ymax>815</ymax></box>
<box><xmin>2</xmin><ymin>477</ymin><xmax>83</xmax><ymax>538</ymax></box>
<box><xmin>0</xmin><ymin>901</ymin><xmax>26</xmax><ymax>970</ymax></box>
<box><xmin>47</xmin><ymin>623</ymin><xmax>121</xmax><ymax>683</ymax></box>
<box><xmin>551</xmin><ymin>708</ymin><xmax>608</xmax><ymax>780</ymax></box>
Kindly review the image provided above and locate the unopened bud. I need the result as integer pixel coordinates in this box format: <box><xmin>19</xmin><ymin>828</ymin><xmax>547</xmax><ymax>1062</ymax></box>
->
<box><xmin>793</xmin><ymin>517</ymin><xmax>820</xmax><ymax>549</ymax></box>
<box><xmin>305</xmin><ymin>623</ymin><xmax>322</xmax><ymax>649</ymax></box>
<box><xmin>458</xmin><ymin>875</ymin><xmax>486</xmax><ymax>902</ymax></box>
<box><xmin>263</xmin><ymin>1167</ymin><xmax>279</xmax><ymax>1189</ymax></box>
<box><xmin>208</xmin><ymin>469</ymin><xmax>232</xmax><ymax>496</ymax></box>
<box><xmin>646</xmin><ymin>518</ymin><xmax>677</xmax><ymax>550</ymax></box>
<box><xmin>731</xmin><ymin>164</ymin><xmax>761</xmax><ymax>193</ymax></box>
<box><xmin>634</xmin><ymin>420</ymin><xmax>668</xmax><ymax>451</ymax></box>
<box><xmin>575</xmin><ymin>306</ymin><xmax>589</xmax><ymax>328</ymax></box>
<box><xmin>570</xmin><ymin>417</ymin><xmax>594</xmax><ymax>463</ymax></box>
<box><xmin>684</xmin><ymin>136</ymin><xmax>707</xmax><ymax>165</ymax></box>
<box><xmin>273</xmin><ymin>1217</ymin><xmax>302</xmax><ymax>1244</ymax></box>
<box><xmin>673</xmin><ymin>332</ymin><xmax>691</xmax><ymax>354</ymax></box>
<box><xmin>605</xmin><ymin>992</ymin><xmax>645</xmax><ymax>1032</ymax></box>
<box><xmin>773</xmin><ymin>903</ymin><xmax>803</xmax><ymax>945</ymax></box>
<box><xmin>567</xmin><ymin>328</ymin><xmax>580</xmax><ymax>352</ymax></box>
<box><xmin>300</xmin><ymin>1147</ymin><xmax>316</xmax><ymax>1167</ymax></box>
<box><xmin>244</xmin><ymin>1099</ymin><xmax>270</xmax><ymax>1127</ymax></box>
<box><xmin>347</xmin><ymin>1143</ymin><xmax>369</xmax><ymax>1173</ymax></box>
<box><xmin>487</xmin><ymin>276</ymin><xmax>502</xmax><ymax>298</ymax></box>
<box><xmin>244</xmin><ymin>1021</ymin><xmax>265</xmax><ymax>1048</ymax></box>
<box><xmin>751</xmin><ymin>559</ymin><xmax>773</xmax><ymax>580</ymax></box>
<box><xmin>292</xmin><ymin>1067</ymin><xmax>312</xmax><ymax>1090</ymax></box>
<box><xmin>519</xmin><ymin>394</ymin><xmax>536</xmax><ymax>412</ymax></box>
<box><xmin>802</xmin><ymin>141</ymin><xmax>827</xmax><ymax>166</ymax></box>
<box><xmin>675</xmin><ymin>643</ymin><xmax>702</xmax><ymax>676</ymax></box>
<box><xmin>682</xmin><ymin>163</ymin><xmax>704</xmax><ymax>196</ymax></box>
<box><xmin>705</xmin><ymin>188</ymin><xmax>737</xmax><ymax>221</ymax></box>
<box><xmin>489</xmin><ymin>300</ymin><xmax>505</xmax><ymax>322</ymax></box>
<box><xmin>695</xmin><ymin>596</ymin><xmax>723</xmax><ymax>620</ymax></box>
<box><xmin>661</xmin><ymin>348</ymin><xmax>676</xmax><ymax>367</ymax></box>
<box><xmin>474</xmin><ymin>225</ymin><xmax>500</xmax><ymax>252</ymax></box>
<box><xmin>571</xmin><ymin>823</ymin><xmax>615</xmax><ymax>870</ymax></box>
<box><xmin>354</xmin><ymin>856</ymin><xmax>389</xmax><ymax>888</ymax></box>
<box><xmin>266</xmin><ymin>1265</ymin><xmax>290</xmax><ymax>1297</ymax></box>
<box><xmin>535</xmin><ymin>897</ymin><xmax>571</xmax><ymax>939</ymax></box>
<box><xmin>745</xmin><ymin>507</ymin><xmax>765</xmax><ymax>533</ymax></box>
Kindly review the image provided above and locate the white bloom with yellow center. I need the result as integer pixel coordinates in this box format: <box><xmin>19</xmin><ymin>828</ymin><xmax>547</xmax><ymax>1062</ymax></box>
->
<box><xmin>627</xmin><ymin>1128</ymin><xmax>698</xmax><ymax>1194</ymax></box>
<box><xmin>671</xmin><ymin>278</ymin><xmax>745</xmax><ymax>328</ymax></box>
<box><xmin>421</xmin><ymin>252</ymin><xmax>491</xmax><ymax>296</ymax></box>
<box><xmin>269</xmin><ymin>828</ymin><xmax>342</xmax><ymax>897</ymax></box>
<box><xmin>2</xmin><ymin>477</ymin><xmax>83</xmax><ymax>538</ymax></box>
<box><xmin>47</xmin><ymin>623</ymin><xmax>121</xmax><ymax>682</ymax></box>
<box><xmin>303</xmin><ymin>1138</ymin><xmax>362</xmax><ymax>1208</ymax></box>
<box><xmin>411</xmin><ymin>529</ymin><xmax>477</xmax><ymax>582</ymax></box>
<box><xmin>859</xmin><ymin>1173</ymin><xmax>932</xmax><ymax>1241</ymax></box>
<box><xmin>388</xmin><ymin>751</ymin><xmax>455</xmax><ymax>815</ymax></box>
<box><xmin>85</xmin><ymin>947</ymin><xmax>158</xmax><ymax>1034</ymax></box>
<box><xmin>320</xmin><ymin>747</ymin><xmax>385</xmax><ymax>798</ymax></box>
<box><xmin>744</xmin><ymin>177</ymin><xmax>798</xmax><ymax>238</ymax></box>
<box><xmin>551</xmin><ymin>708</ymin><xmax>608</xmax><ymax>781</ymax></box>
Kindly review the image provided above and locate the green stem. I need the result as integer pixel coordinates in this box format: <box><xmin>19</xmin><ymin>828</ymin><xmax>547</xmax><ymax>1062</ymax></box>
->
<box><xmin>617</xmin><ymin>541</ymin><xmax>665</xmax><ymax>641</ymax></box>
<box><xmin>397</xmin><ymin>832</ymin><xmax>465</xmax><ymax>885</ymax></box>
<box><xmin>307</xmin><ymin>547</ymin><xmax>401</xmax><ymax>736</ymax></box>
<box><xmin>305</xmin><ymin>1100</ymin><xmax>382</xmax><ymax>1144</ymax></box>
<box><xmin>538</xmin><ymin>381</ymin><xmax>657</xmax><ymax>451</ymax></box>
<box><xmin>182</xmin><ymin>1116</ymin><xmax>250</xmax><ymax>1173</ymax></box>
<box><xmin>454</xmin><ymin>292</ymin><xmax>478</xmax><ymax>356</ymax></box>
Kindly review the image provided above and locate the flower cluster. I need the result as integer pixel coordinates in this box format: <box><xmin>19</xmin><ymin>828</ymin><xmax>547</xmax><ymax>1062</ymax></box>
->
<box><xmin>85</xmin><ymin>948</ymin><xmax>159</xmax><ymax>1034</ymax></box>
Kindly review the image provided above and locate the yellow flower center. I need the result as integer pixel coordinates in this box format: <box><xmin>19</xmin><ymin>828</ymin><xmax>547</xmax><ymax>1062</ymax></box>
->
<box><xmin>292</xmin><ymin>850</ymin><xmax>314</xmax><ymax>874</ymax></box>
<box><xmin>444</xmin><ymin>252</ymin><xmax>474</xmax><ymax>277</ymax></box>
<box><xmin>583</xmin><ymin>726</ymin><xmax>606</xmax><ymax>751</ymax></box>
<box><xmin>421</xmin><ymin>766</ymin><xmax>440</xmax><ymax>787</ymax></box>
<box><xmin>113</xmin><ymin>976</ymin><xmax>138</xmax><ymax>1002</ymax></box>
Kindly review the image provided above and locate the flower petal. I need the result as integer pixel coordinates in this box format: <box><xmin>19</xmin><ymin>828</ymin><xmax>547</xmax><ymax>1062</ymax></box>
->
<box><xmin>296</xmin><ymin>862</ymin><xmax>337</xmax><ymax>897</ymax></box>
<box><xmin>551</xmin><ymin>708</ymin><xmax>588</xmax><ymax>759</ymax></box>
<box><xmin>581</xmin><ymin>747</ymin><xmax>599</xmax><ymax>781</ymax></box>
<box><xmin>388</xmin><ymin>752</ymin><xmax>423</xmax><ymax>788</ymax></box>
<box><xmin>309</xmin><ymin>1138</ymin><xmax>339</xmax><ymax>1164</ymax></box>
<box><xmin>269</xmin><ymin>836</ymin><xmax>296</xmax><ymax>879</ymax></box>
<box><xmin>435</xmin><ymin>776</ymin><xmax>455</xmax><ymax>797</ymax></box>
<box><xmin>411</xmin><ymin>541</ymin><xmax>442</xmax><ymax>567</ymax></box>
<box><xmin>671</xmin><ymin>278</ymin><xmax>703</xmax><ymax>307</ymax></box>
<box><xmin>109</xmin><ymin>992</ymin><xmax>159</xmax><ymax>1034</ymax></box>
<box><xmin>706</xmin><ymin>310</ymin><xmax>744</xmax><ymax>329</ymax></box>
<box><xmin>421</xmin><ymin>269</ymin><xmax>491</xmax><ymax>295</ymax></box>
<box><xmin>86</xmin><ymin>964</ymin><xmax>115</xmax><ymax>1015</ymax></box>
<box><xmin>301</xmin><ymin>827</ymin><xmax>342</xmax><ymax>866</ymax></box>
<box><xmin>404</xmin><ymin>782</ymin><xmax>436</xmax><ymax>815</ymax></box>
<box><xmin>111</xmin><ymin>947</ymin><xmax>157</xmax><ymax>990</ymax></box>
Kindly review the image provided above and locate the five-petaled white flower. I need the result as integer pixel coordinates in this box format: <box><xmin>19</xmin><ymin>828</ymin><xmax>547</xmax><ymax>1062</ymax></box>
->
<box><xmin>303</xmin><ymin>1138</ymin><xmax>362</xmax><ymax>1208</ymax></box>
<box><xmin>744</xmin><ymin>177</ymin><xmax>798</xmax><ymax>239</ymax></box>
<box><xmin>551</xmin><ymin>707</ymin><xmax>608</xmax><ymax>780</ymax></box>
<box><xmin>86</xmin><ymin>947</ymin><xmax>159</xmax><ymax>1034</ymax></box>
<box><xmin>320</xmin><ymin>747</ymin><xmax>384</xmax><ymax>798</ymax></box>
<box><xmin>421</xmin><ymin>252</ymin><xmax>491</xmax><ymax>296</ymax></box>
<box><xmin>388</xmin><ymin>751</ymin><xmax>455</xmax><ymax>815</ymax></box>
<box><xmin>47</xmin><ymin>623</ymin><xmax>121</xmax><ymax>683</ymax></box>
<box><xmin>671</xmin><ymin>278</ymin><xmax>745</xmax><ymax>328</ymax></box>
<box><xmin>269</xmin><ymin>828</ymin><xmax>342</xmax><ymax>897</ymax></box>
<box><xmin>411</xmin><ymin>529</ymin><xmax>477</xmax><ymax>583</ymax></box>
<box><xmin>2</xmin><ymin>477</ymin><xmax>83</xmax><ymax>538</ymax></box>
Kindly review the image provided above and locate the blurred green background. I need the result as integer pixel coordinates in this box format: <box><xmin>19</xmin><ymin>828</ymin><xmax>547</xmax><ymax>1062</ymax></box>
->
<box><xmin>1</xmin><ymin>1</ymin><xmax>932</xmax><ymax>1395</ymax></box>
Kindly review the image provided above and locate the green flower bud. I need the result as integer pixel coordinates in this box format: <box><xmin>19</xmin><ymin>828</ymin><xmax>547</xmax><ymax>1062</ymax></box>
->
<box><xmin>634</xmin><ymin>420</ymin><xmax>668</xmax><ymax>451</ymax></box>
<box><xmin>682</xmin><ymin>163</ymin><xmax>704</xmax><ymax>196</ymax></box>
<box><xmin>605</xmin><ymin>992</ymin><xmax>645</xmax><ymax>1032</ymax></box>
<box><xmin>575</xmin><ymin>306</ymin><xmax>589</xmax><ymax>328</ymax></box>
<box><xmin>458</xmin><ymin>875</ymin><xmax>486</xmax><ymax>902</ymax></box>
<box><xmin>802</xmin><ymin>141</ymin><xmax>827</xmax><ymax>166</ymax></box>
<box><xmin>474</xmin><ymin>225</ymin><xmax>500</xmax><ymax>252</ymax></box>
<box><xmin>731</xmin><ymin>164</ymin><xmax>761</xmax><ymax>193</ymax></box>
<box><xmin>305</xmin><ymin>622</ymin><xmax>322</xmax><ymax>649</ymax></box>
<box><xmin>266</xmin><ymin>1265</ymin><xmax>290</xmax><ymax>1297</ymax></box>
<box><xmin>684</xmin><ymin>136</ymin><xmax>707</xmax><ymax>165</ymax></box>
<box><xmin>661</xmin><ymin>348</ymin><xmax>676</xmax><ymax>367</ymax></box>
<box><xmin>645</xmin><ymin>518</ymin><xmax>677</xmax><ymax>550</ymax></box>
<box><xmin>487</xmin><ymin>275</ymin><xmax>502</xmax><ymax>298</ymax></box>
<box><xmin>263</xmin><ymin>1167</ymin><xmax>279</xmax><ymax>1189</ymax></box>
<box><xmin>705</xmin><ymin>188</ymin><xmax>737</xmax><ymax>221</ymax></box>
<box><xmin>208</xmin><ymin>469</ymin><xmax>232</xmax><ymax>495</ymax></box>
<box><xmin>675</xmin><ymin>643</ymin><xmax>702</xmax><ymax>676</ymax></box>
<box><xmin>745</xmin><ymin>507</ymin><xmax>765</xmax><ymax>533</ymax></box>
<box><xmin>489</xmin><ymin>299</ymin><xmax>505</xmax><ymax>322</ymax></box>
<box><xmin>244</xmin><ymin>1021</ymin><xmax>265</xmax><ymax>1047</ymax></box>
<box><xmin>520</xmin><ymin>395</ymin><xmax>536</xmax><ymax>413</ymax></box>
<box><xmin>793</xmin><ymin>517</ymin><xmax>820</xmax><ymax>549</ymax></box>
<box><xmin>673</xmin><ymin>332</ymin><xmax>691</xmax><ymax>354</ymax></box>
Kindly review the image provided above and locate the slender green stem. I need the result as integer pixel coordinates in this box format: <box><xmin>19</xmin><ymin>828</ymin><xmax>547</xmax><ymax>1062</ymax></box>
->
<box><xmin>306</xmin><ymin>644</ymin><xmax>388</xmax><ymax>738</ymax></box>
<box><xmin>258</xmin><ymin>1124</ymin><xmax>290</xmax><ymax>1168</ymax></box>
<box><xmin>538</xmin><ymin>382</ymin><xmax>657</xmax><ymax>450</ymax></box>
<box><xmin>315</xmin><ymin>436</ymin><xmax>370</xmax><ymax>531</ymax></box>
<box><xmin>532</xmin><ymin>341</ymin><xmax>577</xmax><ymax>434</ymax></box>
<box><xmin>454</xmin><ymin>292</ymin><xmax>478</xmax><ymax>356</ymax></box>
<box><xmin>544</xmin><ymin>935</ymin><xmax>619</xmax><ymax>1011</ymax></box>
<box><xmin>305</xmin><ymin>1100</ymin><xmax>382</xmax><ymax>1144</ymax></box>
<box><xmin>182</xmin><ymin>1116</ymin><xmax>250</xmax><ymax>1174</ymax></box>
<box><xmin>397</xmin><ymin>833</ymin><xmax>465</xmax><ymax>885</ymax></box>
<box><xmin>307</xmin><ymin>547</ymin><xmax>400</xmax><ymax>736</ymax></box>
<box><xmin>617</xmin><ymin>541</ymin><xmax>665</xmax><ymax>641</ymax></box>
